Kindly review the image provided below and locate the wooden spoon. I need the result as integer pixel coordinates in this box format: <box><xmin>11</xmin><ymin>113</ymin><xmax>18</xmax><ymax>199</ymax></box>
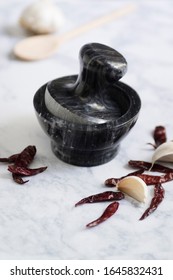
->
<box><xmin>14</xmin><ymin>4</ymin><xmax>135</xmax><ymax>61</ymax></box>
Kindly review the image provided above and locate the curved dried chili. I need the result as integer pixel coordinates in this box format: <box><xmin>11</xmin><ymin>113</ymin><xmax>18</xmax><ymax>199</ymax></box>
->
<box><xmin>12</xmin><ymin>174</ymin><xmax>29</xmax><ymax>185</ymax></box>
<box><xmin>105</xmin><ymin>169</ymin><xmax>145</xmax><ymax>187</ymax></box>
<box><xmin>140</xmin><ymin>183</ymin><xmax>165</xmax><ymax>220</ymax></box>
<box><xmin>129</xmin><ymin>160</ymin><xmax>173</xmax><ymax>173</ymax></box>
<box><xmin>86</xmin><ymin>201</ymin><xmax>119</xmax><ymax>228</ymax></box>
<box><xmin>148</xmin><ymin>125</ymin><xmax>167</xmax><ymax>149</ymax></box>
<box><xmin>14</xmin><ymin>145</ymin><xmax>36</xmax><ymax>167</ymax></box>
<box><xmin>105</xmin><ymin>170</ymin><xmax>173</xmax><ymax>187</ymax></box>
<box><xmin>0</xmin><ymin>153</ymin><xmax>19</xmax><ymax>163</ymax></box>
<box><xmin>0</xmin><ymin>145</ymin><xmax>47</xmax><ymax>184</ymax></box>
<box><xmin>75</xmin><ymin>191</ymin><xmax>124</xmax><ymax>207</ymax></box>
<box><xmin>154</xmin><ymin>126</ymin><xmax>167</xmax><ymax>147</ymax></box>
<box><xmin>8</xmin><ymin>165</ymin><xmax>47</xmax><ymax>176</ymax></box>
<box><xmin>137</xmin><ymin>172</ymin><xmax>173</xmax><ymax>185</ymax></box>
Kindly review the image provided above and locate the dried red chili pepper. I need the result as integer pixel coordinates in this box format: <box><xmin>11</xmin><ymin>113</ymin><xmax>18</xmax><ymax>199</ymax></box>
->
<box><xmin>75</xmin><ymin>191</ymin><xmax>124</xmax><ymax>207</ymax></box>
<box><xmin>0</xmin><ymin>153</ymin><xmax>19</xmax><ymax>163</ymax></box>
<box><xmin>0</xmin><ymin>145</ymin><xmax>47</xmax><ymax>184</ymax></box>
<box><xmin>8</xmin><ymin>165</ymin><xmax>47</xmax><ymax>176</ymax></box>
<box><xmin>14</xmin><ymin>145</ymin><xmax>36</xmax><ymax>167</ymax></box>
<box><xmin>148</xmin><ymin>126</ymin><xmax>167</xmax><ymax>149</ymax></box>
<box><xmin>154</xmin><ymin>126</ymin><xmax>167</xmax><ymax>147</ymax></box>
<box><xmin>106</xmin><ymin>170</ymin><xmax>173</xmax><ymax>187</ymax></box>
<box><xmin>10</xmin><ymin>146</ymin><xmax>46</xmax><ymax>184</ymax></box>
<box><xmin>105</xmin><ymin>169</ymin><xmax>145</xmax><ymax>187</ymax></box>
<box><xmin>129</xmin><ymin>160</ymin><xmax>173</xmax><ymax>173</ymax></box>
<box><xmin>86</xmin><ymin>201</ymin><xmax>119</xmax><ymax>228</ymax></box>
<box><xmin>154</xmin><ymin>183</ymin><xmax>165</xmax><ymax>197</ymax></box>
<box><xmin>137</xmin><ymin>172</ymin><xmax>173</xmax><ymax>185</ymax></box>
<box><xmin>12</xmin><ymin>174</ymin><xmax>29</xmax><ymax>185</ymax></box>
<box><xmin>139</xmin><ymin>183</ymin><xmax>165</xmax><ymax>220</ymax></box>
<box><xmin>0</xmin><ymin>146</ymin><xmax>36</xmax><ymax>165</ymax></box>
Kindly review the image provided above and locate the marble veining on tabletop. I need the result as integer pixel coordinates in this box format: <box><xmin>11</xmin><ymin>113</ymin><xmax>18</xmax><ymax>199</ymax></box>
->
<box><xmin>0</xmin><ymin>0</ymin><xmax>173</xmax><ymax>260</ymax></box>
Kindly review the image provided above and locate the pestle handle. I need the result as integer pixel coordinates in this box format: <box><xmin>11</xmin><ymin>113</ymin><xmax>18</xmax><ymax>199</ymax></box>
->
<box><xmin>74</xmin><ymin>43</ymin><xmax>127</xmax><ymax>95</ymax></box>
<box><xmin>45</xmin><ymin>43</ymin><xmax>128</xmax><ymax>126</ymax></box>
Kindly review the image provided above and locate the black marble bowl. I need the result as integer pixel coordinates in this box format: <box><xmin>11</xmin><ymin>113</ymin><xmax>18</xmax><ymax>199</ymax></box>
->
<box><xmin>33</xmin><ymin>43</ymin><xmax>141</xmax><ymax>166</ymax></box>
<box><xmin>34</xmin><ymin>79</ymin><xmax>141</xmax><ymax>166</ymax></box>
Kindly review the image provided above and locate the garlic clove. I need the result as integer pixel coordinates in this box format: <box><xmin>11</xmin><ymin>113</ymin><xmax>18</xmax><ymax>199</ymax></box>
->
<box><xmin>151</xmin><ymin>141</ymin><xmax>173</xmax><ymax>166</ymax></box>
<box><xmin>117</xmin><ymin>176</ymin><xmax>148</xmax><ymax>203</ymax></box>
<box><xmin>19</xmin><ymin>0</ymin><xmax>65</xmax><ymax>34</ymax></box>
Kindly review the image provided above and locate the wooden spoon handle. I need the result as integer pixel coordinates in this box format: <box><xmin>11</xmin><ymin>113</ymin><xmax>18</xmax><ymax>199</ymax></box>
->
<box><xmin>14</xmin><ymin>4</ymin><xmax>136</xmax><ymax>60</ymax></box>
<box><xmin>59</xmin><ymin>4</ymin><xmax>136</xmax><ymax>44</ymax></box>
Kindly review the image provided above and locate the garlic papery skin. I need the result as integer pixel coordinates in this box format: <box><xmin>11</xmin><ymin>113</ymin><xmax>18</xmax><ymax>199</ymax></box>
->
<box><xmin>117</xmin><ymin>176</ymin><xmax>148</xmax><ymax>203</ymax></box>
<box><xmin>19</xmin><ymin>0</ymin><xmax>65</xmax><ymax>34</ymax></box>
<box><xmin>151</xmin><ymin>141</ymin><xmax>173</xmax><ymax>166</ymax></box>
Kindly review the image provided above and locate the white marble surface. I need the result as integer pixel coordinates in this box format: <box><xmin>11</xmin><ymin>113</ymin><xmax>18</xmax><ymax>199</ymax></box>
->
<box><xmin>0</xmin><ymin>0</ymin><xmax>173</xmax><ymax>260</ymax></box>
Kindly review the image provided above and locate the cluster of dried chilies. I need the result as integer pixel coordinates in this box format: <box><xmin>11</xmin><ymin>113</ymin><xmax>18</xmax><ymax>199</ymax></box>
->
<box><xmin>0</xmin><ymin>127</ymin><xmax>171</xmax><ymax>228</ymax></box>
<box><xmin>0</xmin><ymin>145</ymin><xmax>47</xmax><ymax>184</ymax></box>
<box><xmin>75</xmin><ymin>126</ymin><xmax>171</xmax><ymax>228</ymax></box>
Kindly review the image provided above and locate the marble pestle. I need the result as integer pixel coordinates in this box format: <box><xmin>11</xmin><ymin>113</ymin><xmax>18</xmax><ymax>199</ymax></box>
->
<box><xmin>45</xmin><ymin>43</ymin><xmax>127</xmax><ymax>124</ymax></box>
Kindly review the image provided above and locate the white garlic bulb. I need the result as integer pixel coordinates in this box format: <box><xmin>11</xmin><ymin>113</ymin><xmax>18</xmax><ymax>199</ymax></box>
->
<box><xmin>19</xmin><ymin>0</ymin><xmax>65</xmax><ymax>34</ymax></box>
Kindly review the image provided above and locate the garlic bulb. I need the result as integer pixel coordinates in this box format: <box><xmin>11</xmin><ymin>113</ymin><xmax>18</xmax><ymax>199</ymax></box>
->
<box><xmin>19</xmin><ymin>0</ymin><xmax>65</xmax><ymax>34</ymax></box>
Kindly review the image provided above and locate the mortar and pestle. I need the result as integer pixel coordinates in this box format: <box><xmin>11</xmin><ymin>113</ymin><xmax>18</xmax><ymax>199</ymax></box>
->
<box><xmin>33</xmin><ymin>43</ymin><xmax>141</xmax><ymax>166</ymax></box>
